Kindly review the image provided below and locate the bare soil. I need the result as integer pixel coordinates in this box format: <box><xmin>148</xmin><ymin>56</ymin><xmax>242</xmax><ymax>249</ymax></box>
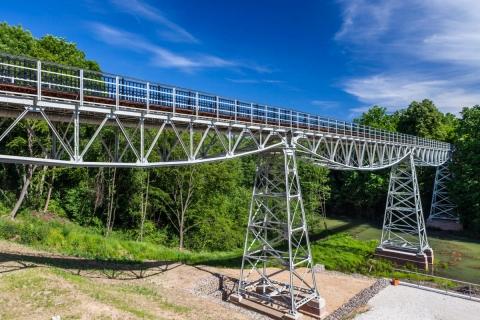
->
<box><xmin>0</xmin><ymin>240</ymin><xmax>374</xmax><ymax>319</ymax></box>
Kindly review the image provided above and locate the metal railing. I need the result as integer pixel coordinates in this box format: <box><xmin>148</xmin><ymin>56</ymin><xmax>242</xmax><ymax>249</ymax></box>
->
<box><xmin>0</xmin><ymin>52</ymin><xmax>451</xmax><ymax>151</ymax></box>
<box><xmin>394</xmin><ymin>269</ymin><xmax>480</xmax><ymax>302</ymax></box>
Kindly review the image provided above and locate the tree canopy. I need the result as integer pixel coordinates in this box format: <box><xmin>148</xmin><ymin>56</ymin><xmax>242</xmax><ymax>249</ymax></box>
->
<box><xmin>0</xmin><ymin>22</ymin><xmax>99</xmax><ymax>71</ymax></box>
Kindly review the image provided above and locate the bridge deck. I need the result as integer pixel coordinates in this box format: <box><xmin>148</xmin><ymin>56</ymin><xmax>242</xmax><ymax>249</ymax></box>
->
<box><xmin>0</xmin><ymin>52</ymin><xmax>450</xmax><ymax>151</ymax></box>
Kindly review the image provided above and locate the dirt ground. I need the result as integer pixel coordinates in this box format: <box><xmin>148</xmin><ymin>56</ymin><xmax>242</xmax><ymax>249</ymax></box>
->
<box><xmin>0</xmin><ymin>240</ymin><xmax>374</xmax><ymax>319</ymax></box>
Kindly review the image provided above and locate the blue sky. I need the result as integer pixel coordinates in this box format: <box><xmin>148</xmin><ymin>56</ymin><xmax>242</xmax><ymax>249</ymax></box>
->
<box><xmin>1</xmin><ymin>0</ymin><xmax>478</xmax><ymax>119</ymax></box>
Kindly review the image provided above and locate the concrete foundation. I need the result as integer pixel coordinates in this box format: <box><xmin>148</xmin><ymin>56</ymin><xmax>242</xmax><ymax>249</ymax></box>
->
<box><xmin>375</xmin><ymin>247</ymin><xmax>434</xmax><ymax>271</ymax></box>
<box><xmin>229</xmin><ymin>294</ymin><xmax>327</xmax><ymax>319</ymax></box>
<box><xmin>298</xmin><ymin>297</ymin><xmax>327</xmax><ymax>319</ymax></box>
<box><xmin>427</xmin><ymin>218</ymin><xmax>463</xmax><ymax>231</ymax></box>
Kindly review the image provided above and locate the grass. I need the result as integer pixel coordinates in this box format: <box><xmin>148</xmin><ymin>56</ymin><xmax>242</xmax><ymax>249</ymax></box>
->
<box><xmin>0</xmin><ymin>214</ymin><xmax>242</xmax><ymax>266</ymax></box>
<box><xmin>311</xmin><ymin>233</ymin><xmax>392</xmax><ymax>274</ymax></box>
<box><xmin>317</xmin><ymin>216</ymin><xmax>480</xmax><ymax>283</ymax></box>
<box><xmin>51</xmin><ymin>268</ymin><xmax>190</xmax><ymax>319</ymax></box>
<box><xmin>0</xmin><ymin>266</ymin><xmax>190</xmax><ymax>320</ymax></box>
<box><xmin>1</xmin><ymin>269</ymin><xmax>68</xmax><ymax>309</ymax></box>
<box><xmin>0</xmin><ymin>213</ymin><xmax>477</xmax><ymax>285</ymax></box>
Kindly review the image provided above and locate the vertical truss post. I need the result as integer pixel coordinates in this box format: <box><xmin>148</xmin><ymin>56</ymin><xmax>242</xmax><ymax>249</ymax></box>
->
<box><xmin>428</xmin><ymin>162</ymin><xmax>458</xmax><ymax>221</ymax></box>
<box><xmin>232</xmin><ymin>146</ymin><xmax>325</xmax><ymax>319</ymax></box>
<box><xmin>376</xmin><ymin>153</ymin><xmax>433</xmax><ymax>270</ymax></box>
<box><xmin>74</xmin><ymin>107</ymin><xmax>80</xmax><ymax>162</ymax></box>
<box><xmin>427</xmin><ymin>161</ymin><xmax>461</xmax><ymax>231</ymax></box>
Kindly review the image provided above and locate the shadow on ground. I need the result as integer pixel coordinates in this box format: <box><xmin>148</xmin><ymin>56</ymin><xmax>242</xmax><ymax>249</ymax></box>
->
<box><xmin>0</xmin><ymin>251</ymin><xmax>182</xmax><ymax>280</ymax></box>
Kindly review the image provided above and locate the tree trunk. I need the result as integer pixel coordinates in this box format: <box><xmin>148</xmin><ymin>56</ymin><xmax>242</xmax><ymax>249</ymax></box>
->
<box><xmin>139</xmin><ymin>171</ymin><xmax>150</xmax><ymax>242</ymax></box>
<box><xmin>106</xmin><ymin>167</ymin><xmax>117</xmax><ymax>236</ymax></box>
<box><xmin>179</xmin><ymin>223</ymin><xmax>184</xmax><ymax>250</ymax></box>
<box><xmin>10</xmin><ymin>165</ymin><xmax>34</xmax><ymax>219</ymax></box>
<box><xmin>10</xmin><ymin>126</ymin><xmax>37</xmax><ymax>219</ymax></box>
<box><xmin>43</xmin><ymin>173</ymin><xmax>55</xmax><ymax>212</ymax></box>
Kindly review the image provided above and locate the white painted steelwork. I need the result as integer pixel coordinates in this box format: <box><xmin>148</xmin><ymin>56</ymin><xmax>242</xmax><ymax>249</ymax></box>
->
<box><xmin>380</xmin><ymin>154</ymin><xmax>429</xmax><ymax>253</ymax></box>
<box><xmin>428</xmin><ymin>162</ymin><xmax>459</xmax><ymax>221</ymax></box>
<box><xmin>238</xmin><ymin>147</ymin><xmax>322</xmax><ymax>316</ymax></box>
<box><xmin>0</xmin><ymin>53</ymin><xmax>450</xmax><ymax>168</ymax></box>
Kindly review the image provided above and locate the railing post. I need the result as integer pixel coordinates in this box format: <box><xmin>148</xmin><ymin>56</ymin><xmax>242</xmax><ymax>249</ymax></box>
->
<box><xmin>115</xmin><ymin>76</ymin><xmax>119</xmax><ymax>109</ymax></box>
<box><xmin>140</xmin><ymin>115</ymin><xmax>145</xmax><ymax>163</ymax></box>
<box><xmin>74</xmin><ymin>106</ymin><xmax>80</xmax><ymax>162</ymax></box>
<box><xmin>234</xmin><ymin>99</ymin><xmax>237</xmax><ymax>122</ymax></box>
<box><xmin>37</xmin><ymin>60</ymin><xmax>42</xmax><ymax>101</ymax></box>
<box><xmin>172</xmin><ymin>87</ymin><xmax>176</xmax><ymax>115</ymax></box>
<box><xmin>265</xmin><ymin>105</ymin><xmax>268</xmax><ymax>125</ymax></box>
<box><xmin>195</xmin><ymin>92</ymin><xmax>199</xmax><ymax>117</ymax></box>
<box><xmin>79</xmin><ymin>69</ymin><xmax>84</xmax><ymax>106</ymax></box>
<box><xmin>146</xmin><ymin>82</ymin><xmax>150</xmax><ymax>111</ymax></box>
<box><xmin>250</xmin><ymin>103</ymin><xmax>253</xmax><ymax>124</ymax></box>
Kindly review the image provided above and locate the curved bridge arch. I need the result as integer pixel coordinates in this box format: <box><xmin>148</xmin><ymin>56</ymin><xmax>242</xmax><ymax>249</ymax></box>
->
<box><xmin>293</xmin><ymin>134</ymin><xmax>450</xmax><ymax>171</ymax></box>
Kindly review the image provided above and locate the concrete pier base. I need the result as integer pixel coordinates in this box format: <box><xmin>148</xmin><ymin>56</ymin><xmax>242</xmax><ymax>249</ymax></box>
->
<box><xmin>375</xmin><ymin>247</ymin><xmax>434</xmax><ymax>271</ymax></box>
<box><xmin>229</xmin><ymin>294</ymin><xmax>327</xmax><ymax>319</ymax></box>
<box><xmin>298</xmin><ymin>297</ymin><xmax>327</xmax><ymax>319</ymax></box>
<box><xmin>427</xmin><ymin>218</ymin><xmax>463</xmax><ymax>231</ymax></box>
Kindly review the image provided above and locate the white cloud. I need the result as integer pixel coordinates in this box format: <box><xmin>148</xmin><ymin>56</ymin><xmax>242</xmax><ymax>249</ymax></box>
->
<box><xmin>89</xmin><ymin>23</ymin><xmax>265</xmax><ymax>72</ymax></box>
<box><xmin>226</xmin><ymin>78</ymin><xmax>284</xmax><ymax>84</ymax></box>
<box><xmin>344</xmin><ymin>74</ymin><xmax>480</xmax><ymax>115</ymax></box>
<box><xmin>335</xmin><ymin>0</ymin><xmax>399</xmax><ymax>43</ymax></box>
<box><xmin>311</xmin><ymin>100</ymin><xmax>339</xmax><ymax>109</ymax></box>
<box><xmin>110</xmin><ymin>0</ymin><xmax>198</xmax><ymax>44</ymax></box>
<box><xmin>336</xmin><ymin>0</ymin><xmax>480</xmax><ymax>113</ymax></box>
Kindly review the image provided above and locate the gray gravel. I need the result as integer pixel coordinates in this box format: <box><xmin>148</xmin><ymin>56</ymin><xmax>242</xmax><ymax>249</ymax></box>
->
<box><xmin>324</xmin><ymin>278</ymin><xmax>389</xmax><ymax>320</ymax></box>
<box><xmin>355</xmin><ymin>284</ymin><xmax>480</xmax><ymax>320</ymax></box>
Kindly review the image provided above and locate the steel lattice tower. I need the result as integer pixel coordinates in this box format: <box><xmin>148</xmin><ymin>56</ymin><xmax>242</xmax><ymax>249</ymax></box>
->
<box><xmin>428</xmin><ymin>162</ymin><xmax>459</xmax><ymax>221</ymax></box>
<box><xmin>376</xmin><ymin>154</ymin><xmax>433</xmax><ymax>269</ymax></box>
<box><xmin>233</xmin><ymin>147</ymin><xmax>325</xmax><ymax>318</ymax></box>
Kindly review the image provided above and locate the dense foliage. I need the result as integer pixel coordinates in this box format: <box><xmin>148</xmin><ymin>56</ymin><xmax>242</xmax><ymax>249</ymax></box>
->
<box><xmin>0</xmin><ymin>23</ymin><xmax>478</xmax><ymax>255</ymax></box>
<box><xmin>450</xmin><ymin>106</ymin><xmax>480</xmax><ymax>234</ymax></box>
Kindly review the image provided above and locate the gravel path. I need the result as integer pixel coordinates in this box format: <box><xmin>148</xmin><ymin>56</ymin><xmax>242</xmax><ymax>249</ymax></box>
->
<box><xmin>355</xmin><ymin>285</ymin><xmax>480</xmax><ymax>320</ymax></box>
<box><xmin>325</xmin><ymin>278</ymin><xmax>389</xmax><ymax>320</ymax></box>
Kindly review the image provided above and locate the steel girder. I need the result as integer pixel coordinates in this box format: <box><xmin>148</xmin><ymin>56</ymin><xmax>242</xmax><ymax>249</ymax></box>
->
<box><xmin>294</xmin><ymin>135</ymin><xmax>450</xmax><ymax>170</ymax></box>
<box><xmin>380</xmin><ymin>154</ymin><xmax>430</xmax><ymax>253</ymax></box>
<box><xmin>237</xmin><ymin>147</ymin><xmax>322</xmax><ymax>317</ymax></box>
<box><xmin>0</xmin><ymin>104</ymin><xmax>286</xmax><ymax>167</ymax></box>
<box><xmin>0</xmin><ymin>99</ymin><xmax>450</xmax><ymax>169</ymax></box>
<box><xmin>428</xmin><ymin>162</ymin><xmax>459</xmax><ymax>221</ymax></box>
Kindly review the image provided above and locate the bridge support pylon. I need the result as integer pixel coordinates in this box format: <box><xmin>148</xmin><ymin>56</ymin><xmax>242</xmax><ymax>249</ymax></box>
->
<box><xmin>230</xmin><ymin>147</ymin><xmax>326</xmax><ymax>319</ymax></box>
<box><xmin>375</xmin><ymin>153</ymin><xmax>434</xmax><ymax>271</ymax></box>
<box><xmin>427</xmin><ymin>161</ymin><xmax>462</xmax><ymax>231</ymax></box>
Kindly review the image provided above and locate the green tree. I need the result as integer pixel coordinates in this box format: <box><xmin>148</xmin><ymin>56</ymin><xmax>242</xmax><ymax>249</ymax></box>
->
<box><xmin>0</xmin><ymin>22</ymin><xmax>99</xmax><ymax>71</ymax></box>
<box><xmin>354</xmin><ymin>105</ymin><xmax>398</xmax><ymax>132</ymax></box>
<box><xmin>450</xmin><ymin>106</ymin><xmax>480</xmax><ymax>235</ymax></box>
<box><xmin>0</xmin><ymin>22</ymin><xmax>100</xmax><ymax>218</ymax></box>
<box><xmin>397</xmin><ymin>99</ymin><xmax>444</xmax><ymax>140</ymax></box>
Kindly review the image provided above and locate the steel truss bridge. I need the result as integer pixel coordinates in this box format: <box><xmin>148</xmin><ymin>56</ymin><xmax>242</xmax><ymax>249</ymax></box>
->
<box><xmin>0</xmin><ymin>53</ymin><xmax>458</xmax><ymax>318</ymax></box>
